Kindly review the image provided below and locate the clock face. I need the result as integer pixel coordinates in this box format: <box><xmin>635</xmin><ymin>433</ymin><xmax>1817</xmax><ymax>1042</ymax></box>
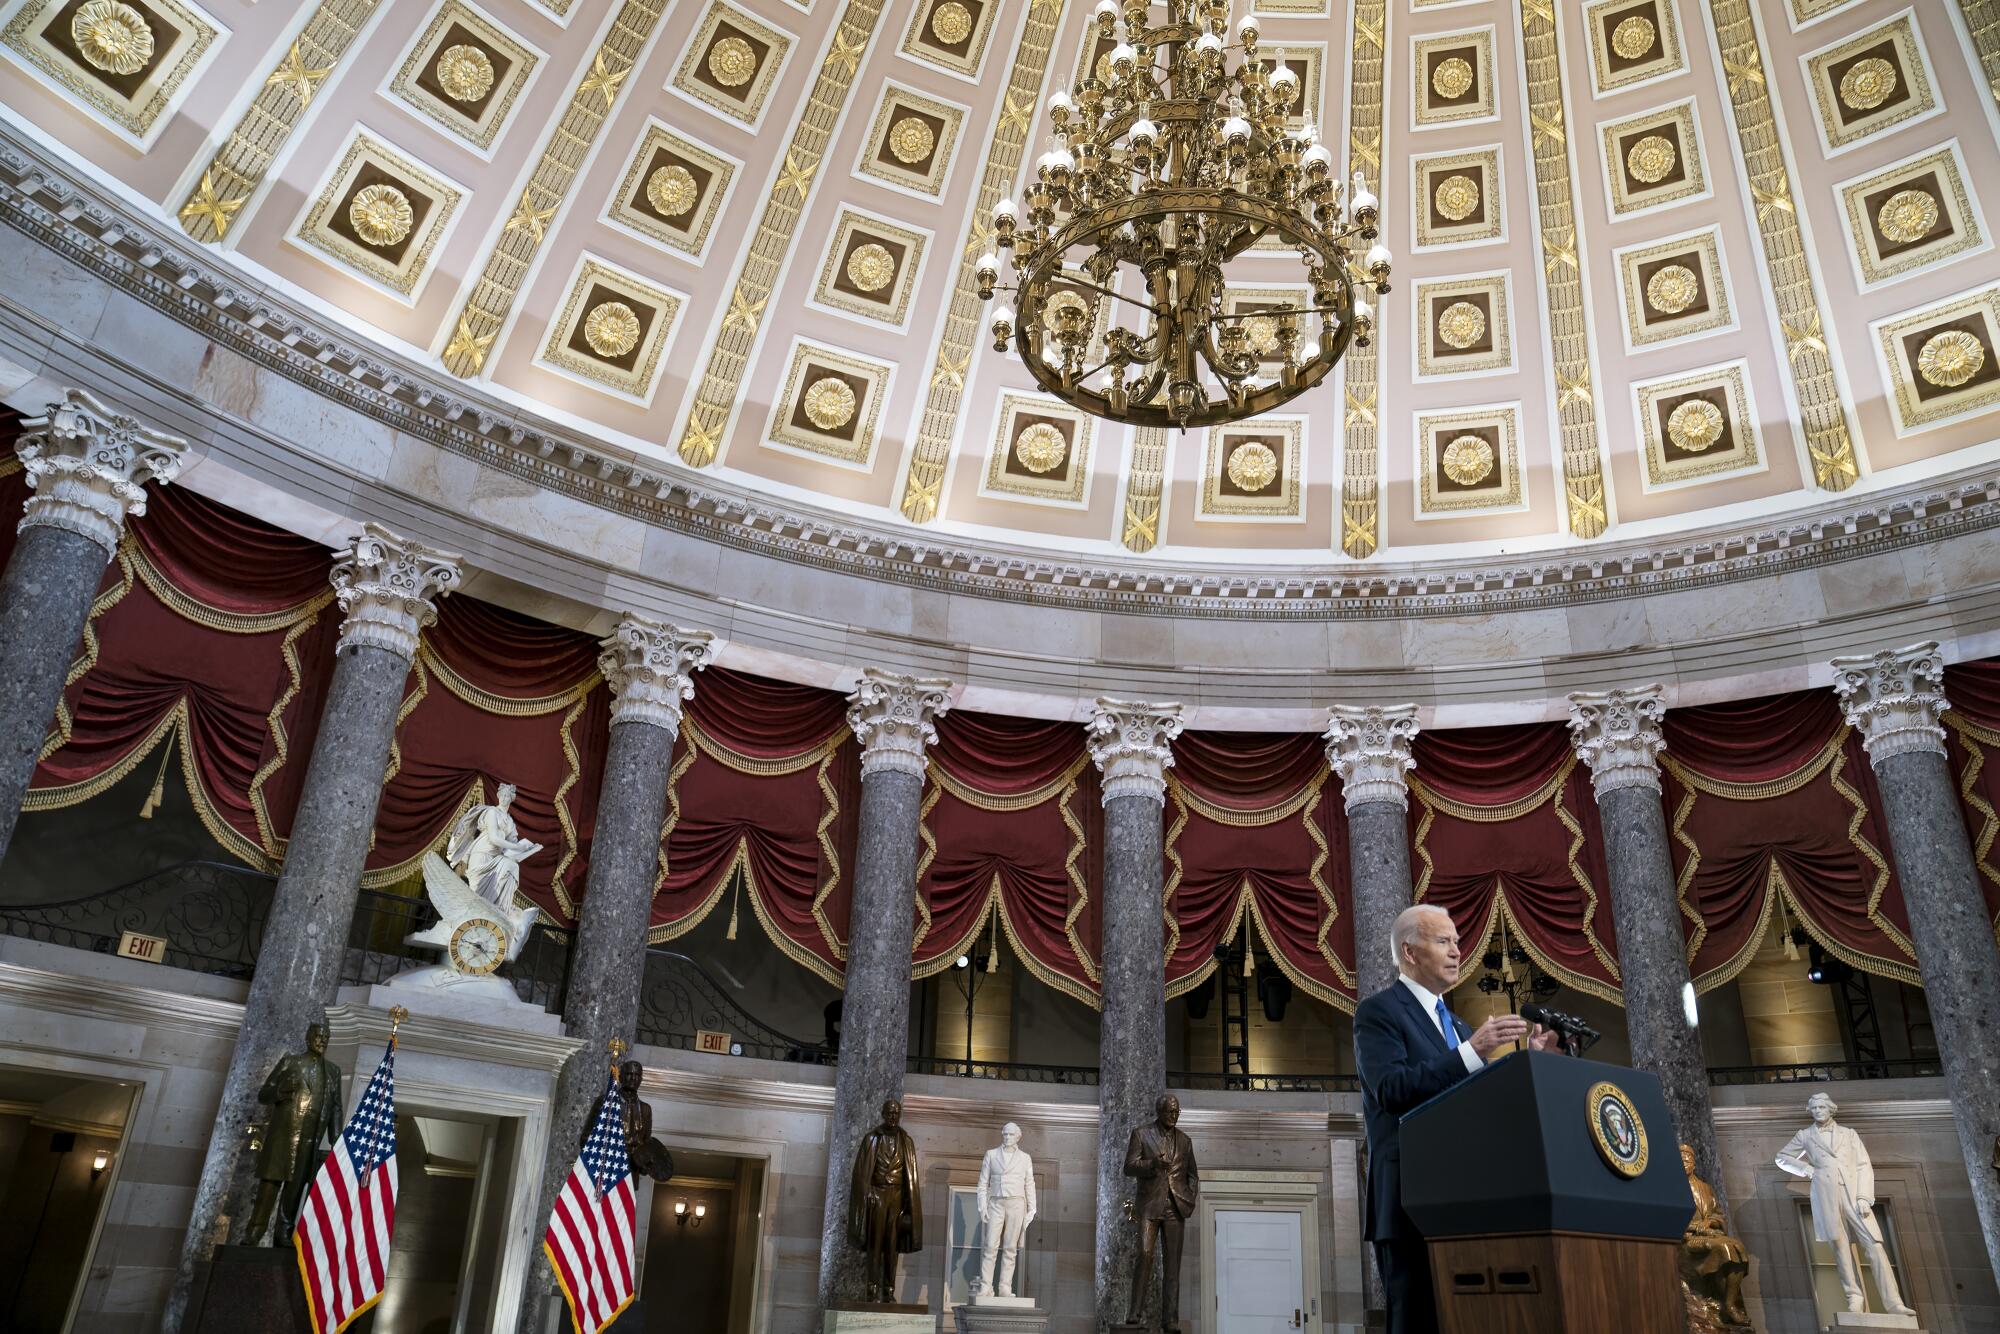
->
<box><xmin>448</xmin><ymin>917</ymin><xmax>507</xmax><ymax>976</ymax></box>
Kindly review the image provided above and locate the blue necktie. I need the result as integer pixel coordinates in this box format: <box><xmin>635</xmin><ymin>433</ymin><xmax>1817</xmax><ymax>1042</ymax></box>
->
<box><xmin>1435</xmin><ymin>998</ymin><xmax>1456</xmax><ymax>1051</ymax></box>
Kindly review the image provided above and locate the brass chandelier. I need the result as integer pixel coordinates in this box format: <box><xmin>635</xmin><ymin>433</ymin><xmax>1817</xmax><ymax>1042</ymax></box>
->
<box><xmin>974</xmin><ymin>0</ymin><xmax>1390</xmax><ymax>430</ymax></box>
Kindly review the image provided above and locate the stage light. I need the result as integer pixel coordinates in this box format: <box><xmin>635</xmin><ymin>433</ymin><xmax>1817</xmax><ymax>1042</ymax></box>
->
<box><xmin>955</xmin><ymin>954</ymin><xmax>970</xmax><ymax>969</ymax></box>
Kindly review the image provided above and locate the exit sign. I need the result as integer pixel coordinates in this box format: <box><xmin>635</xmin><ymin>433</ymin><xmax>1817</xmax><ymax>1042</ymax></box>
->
<box><xmin>117</xmin><ymin>931</ymin><xmax>168</xmax><ymax>963</ymax></box>
<box><xmin>694</xmin><ymin>1029</ymin><xmax>733</xmax><ymax>1054</ymax></box>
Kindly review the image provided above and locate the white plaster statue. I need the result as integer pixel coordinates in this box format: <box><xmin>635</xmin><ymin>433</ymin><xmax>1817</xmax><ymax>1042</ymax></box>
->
<box><xmin>1776</xmin><ymin>1092</ymin><xmax>1915</xmax><ymax>1318</ymax></box>
<box><xmin>447</xmin><ymin>783</ymin><xmax>543</xmax><ymax>908</ymax></box>
<box><xmin>974</xmin><ymin>1122</ymin><xmax>1038</xmax><ymax>1301</ymax></box>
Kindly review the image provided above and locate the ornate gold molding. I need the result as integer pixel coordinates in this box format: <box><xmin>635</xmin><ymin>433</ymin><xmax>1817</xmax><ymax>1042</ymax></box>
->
<box><xmin>673</xmin><ymin>1</ymin><xmax>889</xmax><ymax>465</ymax></box>
<box><xmin>894</xmin><ymin>0</ymin><xmax>1066</xmax><ymax>518</ymax></box>
<box><xmin>1338</xmin><ymin>0</ymin><xmax>1386</xmax><ymax>558</ymax></box>
<box><xmin>1961</xmin><ymin>0</ymin><xmax>2000</xmax><ymax>114</ymax></box>
<box><xmin>440</xmin><ymin>1</ymin><xmax>669</xmax><ymax>377</ymax></box>
<box><xmin>176</xmin><ymin>0</ymin><xmax>381</xmax><ymax>243</ymax></box>
<box><xmin>1705</xmin><ymin>0</ymin><xmax>1859</xmax><ymax>490</ymax></box>
<box><xmin>1118</xmin><ymin>425</ymin><xmax>1168</xmax><ymax>552</ymax></box>
<box><xmin>1519</xmin><ymin>0</ymin><xmax>1609</xmax><ymax>538</ymax></box>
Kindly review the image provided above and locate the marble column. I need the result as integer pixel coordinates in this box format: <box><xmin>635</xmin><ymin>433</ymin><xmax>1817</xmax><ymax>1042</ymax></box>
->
<box><xmin>1086</xmin><ymin>698</ymin><xmax>1184</xmax><ymax>1332</ymax></box>
<box><xmin>1324</xmin><ymin>705</ymin><xmax>1421</xmax><ymax>1004</ymax></box>
<box><xmin>1830</xmin><ymin>643</ymin><xmax>2000</xmax><ymax>1278</ymax></box>
<box><xmin>165</xmin><ymin>525</ymin><xmax>460</xmax><ymax>1334</ymax></box>
<box><xmin>817</xmin><ymin>669</ymin><xmax>952</xmax><ymax>1311</ymax></box>
<box><xmin>0</xmin><ymin>390</ymin><xmax>185</xmax><ymax>864</ymax></box>
<box><xmin>522</xmin><ymin>618</ymin><xmax>712</xmax><ymax>1333</ymax></box>
<box><xmin>1565</xmin><ymin>686</ymin><xmax>1723</xmax><ymax>1193</ymax></box>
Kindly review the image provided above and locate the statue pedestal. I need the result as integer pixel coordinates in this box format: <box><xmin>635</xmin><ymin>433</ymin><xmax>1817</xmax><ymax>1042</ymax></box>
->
<box><xmin>1828</xmin><ymin>1314</ymin><xmax>1921</xmax><ymax>1332</ymax></box>
<box><xmin>185</xmin><ymin>1245</ymin><xmax>309</xmax><ymax>1332</ymax></box>
<box><xmin>824</xmin><ymin>1301</ymin><xmax>931</xmax><ymax>1332</ymax></box>
<box><xmin>958</xmin><ymin>1299</ymin><xmax>1050</xmax><ymax>1332</ymax></box>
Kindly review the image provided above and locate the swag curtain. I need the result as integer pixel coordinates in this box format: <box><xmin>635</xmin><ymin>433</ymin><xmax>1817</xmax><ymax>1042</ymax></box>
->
<box><xmin>1661</xmin><ymin>693</ymin><xmax>1918</xmax><ymax>988</ymax></box>
<box><xmin>651</xmin><ymin>669</ymin><xmax>861</xmax><ymax>980</ymax></box>
<box><xmin>1943</xmin><ymin>662</ymin><xmax>2000</xmax><ymax>937</ymax></box>
<box><xmin>1166</xmin><ymin>732</ymin><xmax>1355</xmax><ymax>1009</ymax></box>
<box><xmin>1407</xmin><ymin>725</ymin><xmax>1622</xmax><ymax>1001</ymax></box>
<box><xmin>917</xmin><ymin>713</ymin><xmax>1102</xmax><ymax>1003</ymax></box>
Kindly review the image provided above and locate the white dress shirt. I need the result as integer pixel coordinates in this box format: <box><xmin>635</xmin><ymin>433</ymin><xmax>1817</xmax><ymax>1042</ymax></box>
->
<box><xmin>1399</xmin><ymin>973</ymin><xmax>1483</xmax><ymax>1074</ymax></box>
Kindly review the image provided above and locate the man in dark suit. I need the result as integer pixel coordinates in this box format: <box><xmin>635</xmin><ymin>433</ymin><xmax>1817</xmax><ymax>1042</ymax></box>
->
<box><xmin>1354</xmin><ymin>904</ymin><xmax>1556</xmax><ymax>1334</ymax></box>
<box><xmin>1124</xmin><ymin>1093</ymin><xmax>1200</xmax><ymax>1330</ymax></box>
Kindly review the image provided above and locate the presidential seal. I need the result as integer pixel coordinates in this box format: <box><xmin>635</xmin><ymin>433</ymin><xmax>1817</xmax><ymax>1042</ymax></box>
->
<box><xmin>1587</xmin><ymin>1080</ymin><xmax>1649</xmax><ymax>1178</ymax></box>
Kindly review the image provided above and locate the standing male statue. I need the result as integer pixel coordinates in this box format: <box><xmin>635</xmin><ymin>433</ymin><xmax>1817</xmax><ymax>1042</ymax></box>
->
<box><xmin>244</xmin><ymin>1022</ymin><xmax>343</xmax><ymax>1244</ymax></box>
<box><xmin>1776</xmin><ymin>1092</ymin><xmax>1915</xmax><ymax>1317</ymax></box>
<box><xmin>847</xmin><ymin>1098</ymin><xmax>923</xmax><ymax>1303</ymax></box>
<box><xmin>589</xmin><ymin>1060</ymin><xmax>675</xmax><ymax>1183</ymax></box>
<box><xmin>1123</xmin><ymin>1093</ymin><xmax>1199</xmax><ymax>1331</ymax></box>
<box><xmin>975</xmin><ymin>1121</ymin><xmax>1037</xmax><ymax>1300</ymax></box>
<box><xmin>447</xmin><ymin>781</ymin><xmax>543</xmax><ymax>907</ymax></box>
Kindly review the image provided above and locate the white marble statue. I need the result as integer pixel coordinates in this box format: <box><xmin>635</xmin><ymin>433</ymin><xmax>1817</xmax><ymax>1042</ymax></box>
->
<box><xmin>447</xmin><ymin>782</ymin><xmax>543</xmax><ymax>908</ymax></box>
<box><xmin>974</xmin><ymin>1122</ymin><xmax>1038</xmax><ymax>1301</ymax></box>
<box><xmin>1776</xmin><ymin>1092</ymin><xmax>1915</xmax><ymax>1319</ymax></box>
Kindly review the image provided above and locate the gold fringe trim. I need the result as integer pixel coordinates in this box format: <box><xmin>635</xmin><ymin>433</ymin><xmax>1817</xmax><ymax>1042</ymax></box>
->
<box><xmin>1555</xmin><ymin>775</ymin><xmax>1620</xmax><ymax>983</ymax></box>
<box><xmin>416</xmin><ymin>642</ymin><xmax>599</xmax><ymax>717</ymax></box>
<box><xmin>1408</xmin><ymin>755</ymin><xmax>1574</xmax><ymax>823</ymax></box>
<box><xmin>1660</xmin><ymin>728</ymin><xmax>1841</xmax><ymax>801</ymax></box>
<box><xmin>1164</xmin><ymin>879</ymin><xmax>1255</xmax><ymax>1002</ymax></box>
<box><xmin>359</xmin><ymin>777</ymin><xmax>486</xmax><ymax>890</ymax></box>
<box><xmin>911</xmin><ymin>873</ymin><xmax>1002</xmax><ymax>982</ymax></box>
<box><xmin>1168</xmin><ymin>769</ymin><xmax>1323</xmax><ymax>827</ymax></box>
<box><xmin>1162</xmin><ymin>784</ymin><xmax>1188</xmax><ymax>977</ymax></box>
<box><xmin>911</xmin><ymin>780</ymin><xmax>942</xmax><ymax>958</ymax></box>
<box><xmin>683</xmin><ymin>716</ymin><xmax>846</xmax><ymax>776</ymax></box>
<box><xmin>1828</xmin><ymin>737</ymin><xmax>1916</xmax><ymax>964</ymax></box>
<box><xmin>381</xmin><ymin>655</ymin><xmax>431</xmax><ymax>794</ymax></box>
<box><xmin>928</xmin><ymin>752</ymin><xmax>1089</xmax><ymax>812</ymax></box>
<box><xmin>0</xmin><ymin>455</ymin><xmax>21</xmax><ymax>479</ymax></box>
<box><xmin>1944</xmin><ymin>713</ymin><xmax>2000</xmax><ymax>935</ymax></box>
<box><xmin>246</xmin><ymin>606</ymin><xmax>324</xmax><ymax>858</ymax></box>
<box><xmin>545</xmin><ymin>696</ymin><xmax>587</xmax><ymax>912</ymax></box>
<box><xmin>809</xmin><ymin>745</ymin><xmax>846</xmax><ymax>963</ymax></box>
<box><xmin>1304</xmin><ymin>777</ymin><xmax>1354</xmax><ymax>990</ymax></box>
<box><xmin>1671</xmin><ymin>784</ymin><xmax>1715</xmax><ymax>974</ymax></box>
<box><xmin>995</xmin><ymin>885</ymin><xmax>1101</xmax><ymax>1008</ymax></box>
<box><xmin>1060</xmin><ymin>777</ymin><xmax>1098</xmax><ymax>984</ymax></box>
<box><xmin>1769</xmin><ymin>861</ymin><xmax>1921</xmax><ymax>988</ymax></box>
<box><xmin>652</xmin><ymin>734</ymin><xmax>701</xmax><ymax>898</ymax></box>
<box><xmin>126</xmin><ymin>540</ymin><xmax>333</xmax><ymax>635</ymax></box>
<box><xmin>645</xmin><ymin>836</ymin><xmax>745</xmax><ymax>950</ymax></box>
<box><xmin>739</xmin><ymin>847</ymin><xmax>846</xmax><ymax>988</ymax></box>
<box><xmin>41</xmin><ymin>548</ymin><xmax>135</xmax><ymax>763</ymax></box>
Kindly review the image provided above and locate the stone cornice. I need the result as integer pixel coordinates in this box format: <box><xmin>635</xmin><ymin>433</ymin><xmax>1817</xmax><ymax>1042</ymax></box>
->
<box><xmin>4</xmin><ymin>131</ymin><xmax>2000</xmax><ymax>623</ymax></box>
<box><xmin>0</xmin><ymin>960</ymin><xmax>243</xmax><ymax>1039</ymax></box>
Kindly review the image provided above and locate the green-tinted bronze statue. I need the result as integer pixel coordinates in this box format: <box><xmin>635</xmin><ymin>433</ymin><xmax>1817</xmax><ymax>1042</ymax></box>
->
<box><xmin>244</xmin><ymin>1022</ymin><xmax>343</xmax><ymax>1245</ymax></box>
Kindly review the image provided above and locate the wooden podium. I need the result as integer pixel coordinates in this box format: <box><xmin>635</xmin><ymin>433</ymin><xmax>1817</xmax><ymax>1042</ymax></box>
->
<box><xmin>1399</xmin><ymin>1051</ymin><xmax>1696</xmax><ymax>1334</ymax></box>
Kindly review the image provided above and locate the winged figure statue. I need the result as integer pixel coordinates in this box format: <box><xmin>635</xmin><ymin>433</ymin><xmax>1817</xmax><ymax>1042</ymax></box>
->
<box><xmin>386</xmin><ymin>851</ymin><xmax>542</xmax><ymax>999</ymax></box>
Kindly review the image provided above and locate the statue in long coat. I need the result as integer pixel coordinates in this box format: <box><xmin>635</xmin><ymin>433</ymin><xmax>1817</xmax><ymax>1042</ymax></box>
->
<box><xmin>846</xmin><ymin>1098</ymin><xmax>923</xmax><ymax>1303</ymax></box>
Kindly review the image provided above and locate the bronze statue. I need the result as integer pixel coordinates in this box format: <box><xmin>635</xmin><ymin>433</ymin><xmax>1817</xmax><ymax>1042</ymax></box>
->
<box><xmin>1679</xmin><ymin>1143</ymin><xmax>1751</xmax><ymax>1332</ymax></box>
<box><xmin>245</xmin><ymin>1022</ymin><xmax>343</xmax><ymax>1245</ymax></box>
<box><xmin>590</xmin><ymin>1059</ymin><xmax>674</xmax><ymax>1182</ymax></box>
<box><xmin>1124</xmin><ymin>1094</ymin><xmax>1200</xmax><ymax>1331</ymax></box>
<box><xmin>846</xmin><ymin>1097</ymin><xmax>923</xmax><ymax>1303</ymax></box>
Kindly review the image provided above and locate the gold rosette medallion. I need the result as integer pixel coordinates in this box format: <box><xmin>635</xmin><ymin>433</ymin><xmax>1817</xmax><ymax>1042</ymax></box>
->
<box><xmin>1916</xmin><ymin>329</ymin><xmax>1985</xmax><ymax>388</ymax></box>
<box><xmin>583</xmin><ymin>301</ymin><xmax>642</xmax><ymax>358</ymax></box>
<box><xmin>1431</xmin><ymin>56</ymin><xmax>1474</xmax><ymax>100</ymax></box>
<box><xmin>1441</xmin><ymin>434</ymin><xmax>1494</xmax><ymax>486</ymax></box>
<box><xmin>707</xmin><ymin>36</ymin><xmax>757</xmax><ymax>88</ymax></box>
<box><xmin>1625</xmin><ymin>134</ymin><xmax>1677</xmax><ymax>185</ymax></box>
<box><xmin>1666</xmin><ymin>398</ymin><xmax>1725</xmax><ymax>452</ymax></box>
<box><xmin>71</xmin><ymin>1</ymin><xmax>155</xmax><ymax>77</ymax></box>
<box><xmin>1434</xmin><ymin>174</ymin><xmax>1480</xmax><ymax>222</ymax></box>
<box><xmin>803</xmin><ymin>376</ymin><xmax>858</xmax><ymax>430</ymax></box>
<box><xmin>1225</xmin><ymin>440</ymin><xmax>1279</xmax><ymax>492</ymax></box>
<box><xmin>348</xmin><ymin>184</ymin><xmax>415</xmax><ymax>248</ymax></box>
<box><xmin>435</xmin><ymin>43</ymin><xmax>496</xmax><ymax>102</ymax></box>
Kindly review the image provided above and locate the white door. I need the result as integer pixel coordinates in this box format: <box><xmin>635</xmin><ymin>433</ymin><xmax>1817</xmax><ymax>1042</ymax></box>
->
<box><xmin>1213</xmin><ymin>1208</ymin><xmax>1307</xmax><ymax>1334</ymax></box>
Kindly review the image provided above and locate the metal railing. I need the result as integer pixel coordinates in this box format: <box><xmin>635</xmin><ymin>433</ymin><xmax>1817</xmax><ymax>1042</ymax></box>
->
<box><xmin>1706</xmin><ymin>1057</ymin><xmax>1943</xmax><ymax>1086</ymax></box>
<box><xmin>634</xmin><ymin>948</ymin><xmax>831</xmax><ymax>1064</ymax></box>
<box><xmin>0</xmin><ymin>859</ymin><xmax>273</xmax><ymax>978</ymax></box>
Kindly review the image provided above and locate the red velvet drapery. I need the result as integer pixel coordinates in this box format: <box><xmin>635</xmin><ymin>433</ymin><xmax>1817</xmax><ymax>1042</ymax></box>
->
<box><xmin>1943</xmin><ymin>662</ymin><xmax>2000</xmax><ymax>937</ymax></box>
<box><xmin>917</xmin><ymin>713</ymin><xmax>1101</xmax><ymax>1002</ymax></box>
<box><xmin>1166</xmin><ymin>731</ymin><xmax>1355</xmax><ymax>1008</ymax></box>
<box><xmin>1409</xmin><ymin>724</ymin><xmax>1621</xmax><ymax>1001</ymax></box>
<box><xmin>653</xmin><ymin>669</ymin><xmax>860</xmax><ymax>977</ymax></box>
<box><xmin>1661</xmin><ymin>692</ymin><xmax>1917</xmax><ymax>987</ymax></box>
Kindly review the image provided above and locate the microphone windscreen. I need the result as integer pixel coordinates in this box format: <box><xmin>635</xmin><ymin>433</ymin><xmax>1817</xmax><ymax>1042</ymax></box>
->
<box><xmin>1520</xmin><ymin>1003</ymin><xmax>1558</xmax><ymax>1029</ymax></box>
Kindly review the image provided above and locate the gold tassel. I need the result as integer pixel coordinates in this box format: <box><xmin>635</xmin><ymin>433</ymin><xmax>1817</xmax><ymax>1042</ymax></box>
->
<box><xmin>1242</xmin><ymin>914</ymin><xmax>1256</xmax><ymax>977</ymax></box>
<box><xmin>1499</xmin><ymin>914</ymin><xmax>1515</xmax><ymax>983</ymax></box>
<box><xmin>724</xmin><ymin>871</ymin><xmax>740</xmax><ymax>941</ymax></box>
<box><xmin>1778</xmin><ymin>895</ymin><xmax>1799</xmax><ymax>961</ymax></box>
<box><xmin>986</xmin><ymin>911</ymin><xmax>1000</xmax><ymax>973</ymax></box>
<box><xmin>139</xmin><ymin>731</ymin><xmax>175</xmax><ymax>820</ymax></box>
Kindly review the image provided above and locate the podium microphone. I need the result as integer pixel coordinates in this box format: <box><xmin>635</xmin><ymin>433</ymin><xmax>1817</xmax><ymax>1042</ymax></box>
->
<box><xmin>1521</xmin><ymin>1002</ymin><xmax>1600</xmax><ymax>1056</ymax></box>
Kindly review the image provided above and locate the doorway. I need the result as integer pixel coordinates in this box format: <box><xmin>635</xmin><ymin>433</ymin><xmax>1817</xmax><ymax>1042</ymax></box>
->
<box><xmin>0</xmin><ymin>1068</ymin><xmax>137</xmax><ymax>1333</ymax></box>
<box><xmin>642</xmin><ymin>1149</ymin><xmax>766</xmax><ymax>1334</ymax></box>
<box><xmin>1215</xmin><ymin>1210</ymin><xmax>1308</xmax><ymax>1333</ymax></box>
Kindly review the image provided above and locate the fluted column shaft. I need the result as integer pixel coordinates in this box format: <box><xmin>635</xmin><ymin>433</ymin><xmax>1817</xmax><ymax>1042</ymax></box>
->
<box><xmin>1566</xmin><ymin>686</ymin><xmax>1721</xmax><ymax>1193</ymax></box>
<box><xmin>165</xmin><ymin>526</ymin><xmax>460</xmax><ymax>1334</ymax></box>
<box><xmin>0</xmin><ymin>391</ymin><xmax>185</xmax><ymax>863</ymax></box>
<box><xmin>1833</xmin><ymin>645</ymin><xmax>2000</xmax><ymax>1279</ymax></box>
<box><xmin>1325</xmin><ymin>705</ymin><xmax>1420</xmax><ymax>1003</ymax></box>
<box><xmin>817</xmin><ymin>670</ymin><xmax>951</xmax><ymax>1310</ymax></box>
<box><xmin>1088</xmin><ymin>699</ymin><xmax>1183</xmax><ymax>1332</ymax></box>
<box><xmin>522</xmin><ymin>620</ymin><xmax>712</xmax><ymax>1333</ymax></box>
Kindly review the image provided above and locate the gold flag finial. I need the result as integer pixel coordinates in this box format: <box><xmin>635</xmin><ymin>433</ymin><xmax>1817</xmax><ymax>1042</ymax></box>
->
<box><xmin>608</xmin><ymin>1035</ymin><xmax>629</xmax><ymax>1073</ymax></box>
<box><xmin>388</xmin><ymin>1005</ymin><xmax>409</xmax><ymax>1045</ymax></box>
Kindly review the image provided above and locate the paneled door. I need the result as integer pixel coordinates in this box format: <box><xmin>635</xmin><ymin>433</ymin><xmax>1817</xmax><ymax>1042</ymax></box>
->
<box><xmin>1213</xmin><ymin>1207</ymin><xmax>1308</xmax><ymax>1332</ymax></box>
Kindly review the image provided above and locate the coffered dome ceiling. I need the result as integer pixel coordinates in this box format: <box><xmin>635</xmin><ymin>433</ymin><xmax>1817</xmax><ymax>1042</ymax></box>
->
<box><xmin>3</xmin><ymin>0</ymin><xmax>1999</xmax><ymax>569</ymax></box>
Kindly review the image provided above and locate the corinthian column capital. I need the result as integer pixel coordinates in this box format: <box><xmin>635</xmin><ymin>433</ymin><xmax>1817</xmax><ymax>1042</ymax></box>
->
<box><xmin>1323</xmin><ymin>704</ymin><xmax>1421</xmax><ymax>811</ymax></box>
<box><xmin>329</xmin><ymin>523</ymin><xmax>463</xmax><ymax>661</ymax></box>
<box><xmin>598</xmin><ymin>618</ymin><xmax>714</xmax><ymax>734</ymax></box>
<box><xmin>1087</xmin><ymin>698</ymin><xmax>1184</xmax><ymax>806</ymax></box>
<box><xmin>847</xmin><ymin>668</ymin><xmax>952</xmax><ymax>778</ymax></box>
<box><xmin>1567</xmin><ymin>685</ymin><xmax>1668</xmax><ymax>796</ymax></box>
<box><xmin>17</xmin><ymin>389</ymin><xmax>187</xmax><ymax>558</ymax></box>
<box><xmin>1830</xmin><ymin>642</ymin><xmax>1949</xmax><ymax>762</ymax></box>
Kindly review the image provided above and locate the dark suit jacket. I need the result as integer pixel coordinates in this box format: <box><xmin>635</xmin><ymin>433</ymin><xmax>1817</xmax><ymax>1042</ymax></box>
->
<box><xmin>1353</xmin><ymin>981</ymin><xmax>1474</xmax><ymax>1242</ymax></box>
<box><xmin>1124</xmin><ymin>1124</ymin><xmax>1199</xmax><ymax>1220</ymax></box>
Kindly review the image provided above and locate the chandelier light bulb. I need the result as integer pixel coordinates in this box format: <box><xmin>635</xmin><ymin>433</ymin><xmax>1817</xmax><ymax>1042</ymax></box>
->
<box><xmin>1129</xmin><ymin>118</ymin><xmax>1158</xmax><ymax>147</ymax></box>
<box><xmin>975</xmin><ymin>252</ymin><xmax>1000</xmax><ymax>281</ymax></box>
<box><xmin>1109</xmin><ymin>42</ymin><xmax>1137</xmax><ymax>76</ymax></box>
<box><xmin>1094</xmin><ymin>0</ymin><xmax>1119</xmax><ymax>28</ymax></box>
<box><xmin>1270</xmin><ymin>65</ymin><xmax>1298</xmax><ymax>101</ymax></box>
<box><xmin>991</xmin><ymin>305</ymin><xmax>1015</xmax><ymax>350</ymax></box>
<box><xmin>1301</xmin><ymin>142</ymin><xmax>1333</xmax><ymax>173</ymax></box>
<box><xmin>1234</xmin><ymin>14</ymin><xmax>1260</xmax><ymax>43</ymax></box>
<box><xmin>1365</xmin><ymin>243</ymin><xmax>1392</xmax><ymax>285</ymax></box>
<box><xmin>1195</xmin><ymin>31</ymin><xmax>1223</xmax><ymax>60</ymax></box>
<box><xmin>1221</xmin><ymin>115</ymin><xmax>1252</xmax><ymax>146</ymax></box>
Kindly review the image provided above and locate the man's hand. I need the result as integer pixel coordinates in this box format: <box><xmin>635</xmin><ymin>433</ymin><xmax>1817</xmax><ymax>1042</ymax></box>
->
<box><xmin>1528</xmin><ymin>1024</ymin><xmax>1562</xmax><ymax>1053</ymax></box>
<box><xmin>1468</xmin><ymin>1014</ymin><xmax>1529</xmax><ymax>1059</ymax></box>
<box><xmin>1858</xmin><ymin>1198</ymin><xmax>1874</xmax><ymax>1212</ymax></box>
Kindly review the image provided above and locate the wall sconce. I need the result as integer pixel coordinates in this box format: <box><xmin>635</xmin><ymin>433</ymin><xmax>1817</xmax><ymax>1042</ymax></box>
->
<box><xmin>673</xmin><ymin>1200</ymin><xmax>707</xmax><ymax>1229</ymax></box>
<box><xmin>91</xmin><ymin>1149</ymin><xmax>111</xmax><ymax>1176</ymax></box>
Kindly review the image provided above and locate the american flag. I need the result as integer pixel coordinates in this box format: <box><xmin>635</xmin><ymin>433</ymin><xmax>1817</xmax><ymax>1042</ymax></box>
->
<box><xmin>293</xmin><ymin>1038</ymin><xmax>399</xmax><ymax>1334</ymax></box>
<box><xmin>544</xmin><ymin>1075</ymin><xmax>637</xmax><ymax>1334</ymax></box>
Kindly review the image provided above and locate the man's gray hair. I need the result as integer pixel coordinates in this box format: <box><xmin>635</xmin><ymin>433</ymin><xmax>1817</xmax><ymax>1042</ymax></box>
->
<box><xmin>1390</xmin><ymin>903</ymin><xmax>1451</xmax><ymax>969</ymax></box>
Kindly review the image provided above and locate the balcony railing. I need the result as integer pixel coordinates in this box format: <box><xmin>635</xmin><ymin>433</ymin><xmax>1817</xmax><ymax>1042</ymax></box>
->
<box><xmin>1705</xmin><ymin>1057</ymin><xmax>1943</xmax><ymax>1085</ymax></box>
